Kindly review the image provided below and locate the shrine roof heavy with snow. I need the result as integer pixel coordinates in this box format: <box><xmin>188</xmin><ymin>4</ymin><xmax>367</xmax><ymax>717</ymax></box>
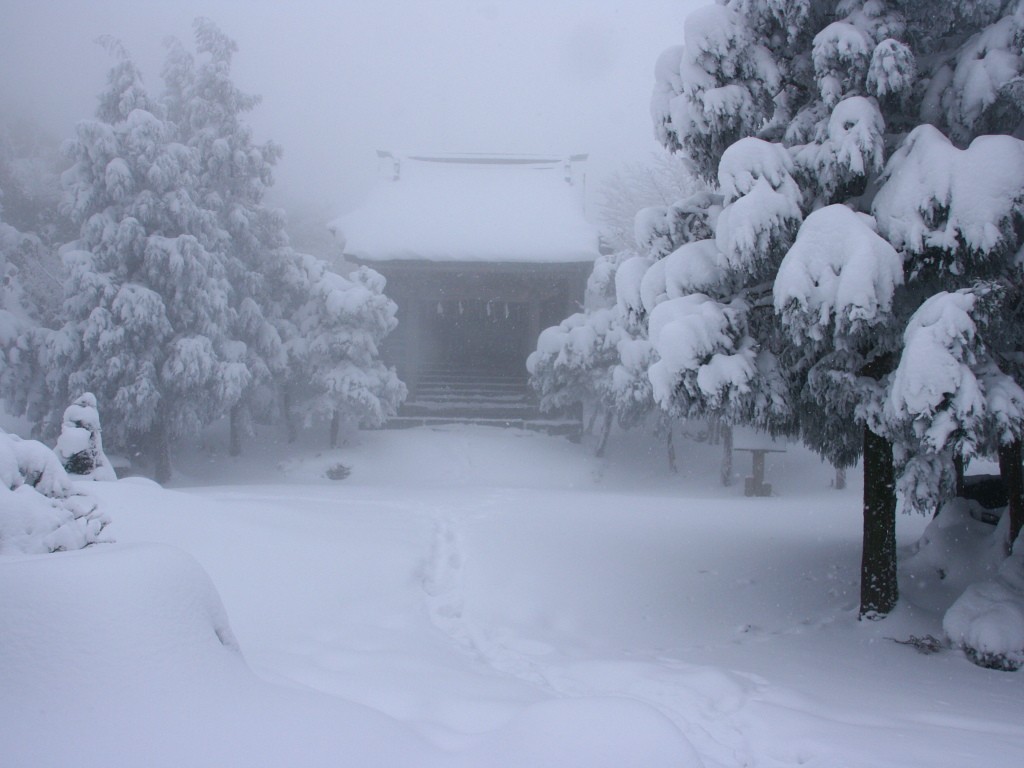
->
<box><xmin>329</xmin><ymin>152</ymin><xmax>601</xmax><ymax>265</ymax></box>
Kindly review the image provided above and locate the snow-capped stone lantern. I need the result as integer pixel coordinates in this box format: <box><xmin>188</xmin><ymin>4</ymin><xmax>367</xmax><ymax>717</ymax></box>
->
<box><xmin>55</xmin><ymin>392</ymin><xmax>117</xmax><ymax>481</ymax></box>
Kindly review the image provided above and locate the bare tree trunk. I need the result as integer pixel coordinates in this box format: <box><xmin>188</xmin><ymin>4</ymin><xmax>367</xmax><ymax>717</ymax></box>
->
<box><xmin>708</xmin><ymin>417</ymin><xmax>721</xmax><ymax>445</ymax></box>
<box><xmin>860</xmin><ymin>425</ymin><xmax>898</xmax><ymax>619</ymax></box>
<box><xmin>953</xmin><ymin>452</ymin><xmax>966</xmax><ymax>498</ymax></box>
<box><xmin>586</xmin><ymin>404</ymin><xmax>600</xmax><ymax>435</ymax></box>
<box><xmin>667</xmin><ymin>428</ymin><xmax>678</xmax><ymax>473</ymax></box>
<box><xmin>329</xmin><ymin>409</ymin><xmax>340</xmax><ymax>449</ymax></box>
<box><xmin>720</xmin><ymin>424</ymin><xmax>733</xmax><ymax>486</ymax></box>
<box><xmin>834</xmin><ymin>466</ymin><xmax>846</xmax><ymax>490</ymax></box>
<box><xmin>999</xmin><ymin>439</ymin><xmax>1023</xmax><ymax>553</ymax></box>
<box><xmin>151</xmin><ymin>417</ymin><xmax>172</xmax><ymax>486</ymax></box>
<box><xmin>229</xmin><ymin>403</ymin><xmax>242</xmax><ymax>457</ymax></box>
<box><xmin>282</xmin><ymin>388</ymin><xmax>298</xmax><ymax>444</ymax></box>
<box><xmin>595</xmin><ymin>409</ymin><xmax>614</xmax><ymax>458</ymax></box>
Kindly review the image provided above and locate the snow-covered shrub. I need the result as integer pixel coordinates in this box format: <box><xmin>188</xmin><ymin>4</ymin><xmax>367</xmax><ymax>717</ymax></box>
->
<box><xmin>54</xmin><ymin>391</ymin><xmax>116</xmax><ymax>480</ymax></box>
<box><xmin>944</xmin><ymin>526</ymin><xmax>1024</xmax><ymax>671</ymax></box>
<box><xmin>528</xmin><ymin>307</ymin><xmax>625</xmax><ymax>417</ymax></box>
<box><xmin>287</xmin><ymin>258</ymin><xmax>406</xmax><ymax>439</ymax></box>
<box><xmin>0</xmin><ymin>428</ymin><xmax>110</xmax><ymax>554</ymax></box>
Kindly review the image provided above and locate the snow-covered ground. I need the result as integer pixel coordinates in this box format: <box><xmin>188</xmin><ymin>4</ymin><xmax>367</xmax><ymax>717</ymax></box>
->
<box><xmin>3</xmin><ymin>423</ymin><xmax>1023</xmax><ymax>767</ymax></box>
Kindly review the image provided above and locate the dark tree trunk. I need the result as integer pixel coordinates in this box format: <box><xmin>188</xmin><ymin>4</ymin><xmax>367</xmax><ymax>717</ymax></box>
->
<box><xmin>229</xmin><ymin>403</ymin><xmax>243</xmax><ymax>457</ymax></box>
<box><xmin>953</xmin><ymin>453</ymin><xmax>966</xmax><ymax>498</ymax></box>
<box><xmin>998</xmin><ymin>439</ymin><xmax>1024</xmax><ymax>553</ymax></box>
<box><xmin>595</xmin><ymin>408</ymin><xmax>614</xmax><ymax>458</ymax></box>
<box><xmin>151</xmin><ymin>417</ymin><xmax>172</xmax><ymax>485</ymax></box>
<box><xmin>329</xmin><ymin>409</ymin><xmax>340</xmax><ymax>449</ymax></box>
<box><xmin>282</xmin><ymin>388</ymin><xmax>298</xmax><ymax>444</ymax></box>
<box><xmin>720</xmin><ymin>424</ymin><xmax>733</xmax><ymax>486</ymax></box>
<box><xmin>860</xmin><ymin>425</ymin><xmax>898</xmax><ymax>618</ymax></box>
<box><xmin>667</xmin><ymin>427</ymin><xmax>678</xmax><ymax>473</ymax></box>
<box><xmin>834</xmin><ymin>466</ymin><xmax>846</xmax><ymax>490</ymax></box>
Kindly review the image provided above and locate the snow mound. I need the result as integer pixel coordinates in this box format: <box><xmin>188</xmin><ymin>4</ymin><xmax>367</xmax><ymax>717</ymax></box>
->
<box><xmin>0</xmin><ymin>541</ymin><xmax>698</xmax><ymax>766</ymax></box>
<box><xmin>466</xmin><ymin>696</ymin><xmax>704</xmax><ymax>768</ymax></box>
<box><xmin>944</xmin><ymin>536</ymin><xmax>1024</xmax><ymax>671</ymax></box>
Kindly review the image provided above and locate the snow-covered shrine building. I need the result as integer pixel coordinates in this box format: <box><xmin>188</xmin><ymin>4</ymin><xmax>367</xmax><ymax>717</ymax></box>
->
<box><xmin>331</xmin><ymin>152</ymin><xmax>600</xmax><ymax>424</ymax></box>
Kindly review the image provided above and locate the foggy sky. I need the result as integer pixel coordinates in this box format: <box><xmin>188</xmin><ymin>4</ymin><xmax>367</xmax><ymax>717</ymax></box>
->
<box><xmin>1</xmin><ymin>0</ymin><xmax>703</xmax><ymax>220</ymax></box>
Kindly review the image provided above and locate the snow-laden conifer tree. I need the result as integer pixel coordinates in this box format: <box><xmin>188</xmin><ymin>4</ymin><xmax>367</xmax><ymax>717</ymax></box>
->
<box><xmin>286</xmin><ymin>259</ymin><xmax>405</xmax><ymax>447</ymax></box>
<box><xmin>161</xmin><ymin>19</ymin><xmax>291</xmax><ymax>456</ymax></box>
<box><xmin>875</xmin><ymin>126</ymin><xmax>1024</xmax><ymax>548</ymax></box>
<box><xmin>49</xmin><ymin>39</ymin><xmax>237</xmax><ymax>482</ymax></box>
<box><xmin>652</xmin><ymin>0</ymin><xmax>1024</xmax><ymax>615</ymax></box>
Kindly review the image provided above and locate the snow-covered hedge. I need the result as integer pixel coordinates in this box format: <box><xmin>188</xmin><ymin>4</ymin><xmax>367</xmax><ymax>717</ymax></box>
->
<box><xmin>944</xmin><ymin>532</ymin><xmax>1024</xmax><ymax>671</ymax></box>
<box><xmin>0</xmin><ymin>429</ymin><xmax>110</xmax><ymax>554</ymax></box>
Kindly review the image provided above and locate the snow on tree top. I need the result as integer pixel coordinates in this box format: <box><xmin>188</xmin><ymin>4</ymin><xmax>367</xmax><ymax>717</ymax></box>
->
<box><xmin>329</xmin><ymin>153</ymin><xmax>600</xmax><ymax>264</ymax></box>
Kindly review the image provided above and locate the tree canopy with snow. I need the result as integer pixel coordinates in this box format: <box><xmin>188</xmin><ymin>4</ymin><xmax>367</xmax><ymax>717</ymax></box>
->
<box><xmin>645</xmin><ymin>0</ymin><xmax>1024</xmax><ymax>618</ymax></box>
<box><xmin>0</xmin><ymin>24</ymin><xmax>404</xmax><ymax>481</ymax></box>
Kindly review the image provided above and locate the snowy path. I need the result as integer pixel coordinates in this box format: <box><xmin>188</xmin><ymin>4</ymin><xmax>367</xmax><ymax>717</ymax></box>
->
<box><xmin>403</xmin><ymin>483</ymin><xmax>1024</xmax><ymax>768</ymax></box>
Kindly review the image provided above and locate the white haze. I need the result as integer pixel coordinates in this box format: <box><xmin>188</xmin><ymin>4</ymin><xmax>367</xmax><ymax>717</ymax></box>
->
<box><xmin>0</xmin><ymin>0</ymin><xmax>704</xmax><ymax>222</ymax></box>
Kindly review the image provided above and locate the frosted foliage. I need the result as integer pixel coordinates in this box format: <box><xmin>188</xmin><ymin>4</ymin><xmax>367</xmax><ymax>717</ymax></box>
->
<box><xmin>888</xmin><ymin>292</ymin><xmax>982</xmax><ymax>451</ymax></box>
<box><xmin>528</xmin><ymin>308</ymin><xmax>624</xmax><ymax>413</ymax></box>
<box><xmin>775</xmin><ymin>205</ymin><xmax>902</xmax><ymax>346</ymax></box>
<box><xmin>635</xmin><ymin>207</ymin><xmax>679</xmax><ymax>261</ymax></box>
<box><xmin>827</xmin><ymin>97</ymin><xmax>885</xmax><ymax>177</ymax></box>
<box><xmin>714</xmin><ymin>138</ymin><xmax>802</xmax><ymax>275</ymax></box>
<box><xmin>610</xmin><ymin>336</ymin><xmax>658</xmax><ymax>426</ymax></box>
<box><xmin>888</xmin><ymin>290</ymin><xmax>1024</xmax><ymax>456</ymax></box>
<box><xmin>866</xmin><ymin>38</ymin><xmax>916</xmax><ymax>99</ymax></box>
<box><xmin>733</xmin><ymin>0</ymin><xmax>812</xmax><ymax>42</ymax></box>
<box><xmin>290</xmin><ymin>259</ymin><xmax>405</xmax><ymax>427</ymax></box>
<box><xmin>634</xmin><ymin>191</ymin><xmax>722</xmax><ymax>261</ymax></box>
<box><xmin>717</xmin><ymin>138</ymin><xmax>799</xmax><ymax>204</ymax></box>
<box><xmin>55</xmin><ymin>392</ymin><xmax>116</xmax><ymax>481</ymax></box>
<box><xmin>644</xmin><ymin>230</ymin><xmax>749</xmax><ymax>323</ymax></box>
<box><xmin>813</xmin><ymin>22</ymin><xmax>872</xmax><ymax>107</ymax></box>
<box><xmin>647</xmin><ymin>294</ymin><xmax>756</xmax><ymax>414</ymax></box>
<box><xmin>715</xmin><ymin>179</ymin><xmax>801</xmax><ymax>274</ymax></box>
<box><xmin>640</xmin><ymin>258</ymin><xmax>669</xmax><ymax>314</ymax></box>
<box><xmin>585</xmin><ymin>252</ymin><xmax>629</xmax><ymax>310</ymax></box>
<box><xmin>873</xmin><ymin>125</ymin><xmax>1024</xmax><ymax>262</ymax></box>
<box><xmin>653</xmin><ymin>4</ymin><xmax>779</xmax><ymax>176</ymax></box>
<box><xmin>615</xmin><ymin>256</ymin><xmax>654</xmax><ymax>328</ymax></box>
<box><xmin>941</xmin><ymin>14</ymin><xmax>1024</xmax><ymax>141</ymax></box>
<box><xmin>0</xmin><ymin>429</ymin><xmax>109</xmax><ymax>554</ymax></box>
<box><xmin>663</xmin><ymin>240</ymin><xmax>727</xmax><ymax>299</ymax></box>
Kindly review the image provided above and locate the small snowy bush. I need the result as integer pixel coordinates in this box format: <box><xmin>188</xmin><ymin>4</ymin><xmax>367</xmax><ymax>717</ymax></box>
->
<box><xmin>54</xmin><ymin>392</ymin><xmax>116</xmax><ymax>480</ymax></box>
<box><xmin>0</xmin><ymin>429</ymin><xmax>110</xmax><ymax>554</ymax></box>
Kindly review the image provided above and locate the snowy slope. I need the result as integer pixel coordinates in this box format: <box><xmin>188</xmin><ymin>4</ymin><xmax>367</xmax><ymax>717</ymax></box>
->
<box><xmin>2</xmin><ymin>424</ymin><xmax>1022</xmax><ymax>767</ymax></box>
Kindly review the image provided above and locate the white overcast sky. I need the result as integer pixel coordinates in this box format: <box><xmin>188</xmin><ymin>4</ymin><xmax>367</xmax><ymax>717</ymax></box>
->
<box><xmin>1</xmin><ymin>0</ymin><xmax>704</xmax><ymax>218</ymax></box>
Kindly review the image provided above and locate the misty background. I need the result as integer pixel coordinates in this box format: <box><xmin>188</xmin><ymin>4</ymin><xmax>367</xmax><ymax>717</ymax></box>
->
<box><xmin>1</xmin><ymin>0</ymin><xmax>702</xmax><ymax>249</ymax></box>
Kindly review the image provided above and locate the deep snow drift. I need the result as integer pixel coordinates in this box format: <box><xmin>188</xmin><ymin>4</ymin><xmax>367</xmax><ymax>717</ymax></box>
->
<box><xmin>2</xmin><ymin>424</ymin><xmax>1023</xmax><ymax>767</ymax></box>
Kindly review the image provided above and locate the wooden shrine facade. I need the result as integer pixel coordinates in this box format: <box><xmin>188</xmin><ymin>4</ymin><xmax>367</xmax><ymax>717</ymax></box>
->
<box><xmin>362</xmin><ymin>259</ymin><xmax>591</xmax><ymax>421</ymax></box>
